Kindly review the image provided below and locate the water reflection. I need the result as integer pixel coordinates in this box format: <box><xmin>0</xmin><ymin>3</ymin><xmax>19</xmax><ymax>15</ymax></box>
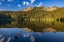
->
<box><xmin>22</xmin><ymin>28</ymin><xmax>33</xmax><ymax>32</ymax></box>
<box><xmin>0</xmin><ymin>20</ymin><xmax>64</xmax><ymax>42</ymax></box>
<box><xmin>0</xmin><ymin>20</ymin><xmax>64</xmax><ymax>32</ymax></box>
<box><xmin>0</xmin><ymin>28</ymin><xmax>64</xmax><ymax>42</ymax></box>
<box><xmin>42</xmin><ymin>28</ymin><xmax>57</xmax><ymax>32</ymax></box>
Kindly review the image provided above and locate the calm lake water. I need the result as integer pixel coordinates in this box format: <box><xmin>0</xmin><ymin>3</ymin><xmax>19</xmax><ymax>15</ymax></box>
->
<box><xmin>0</xmin><ymin>20</ymin><xmax>64</xmax><ymax>42</ymax></box>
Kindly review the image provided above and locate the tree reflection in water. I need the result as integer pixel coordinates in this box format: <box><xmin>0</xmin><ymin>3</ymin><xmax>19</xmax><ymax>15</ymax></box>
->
<box><xmin>0</xmin><ymin>20</ymin><xmax>64</xmax><ymax>32</ymax></box>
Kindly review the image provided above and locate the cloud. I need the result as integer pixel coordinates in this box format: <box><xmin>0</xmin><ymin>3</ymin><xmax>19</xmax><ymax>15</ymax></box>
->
<box><xmin>0</xmin><ymin>2</ymin><xmax>2</xmax><ymax>5</ymax></box>
<box><xmin>6</xmin><ymin>37</ymin><xmax>11</xmax><ymax>42</ymax></box>
<box><xmin>23</xmin><ymin>1</ymin><xmax>30</xmax><ymax>6</ymax></box>
<box><xmin>22</xmin><ymin>0</ymin><xmax>35</xmax><ymax>6</ymax></box>
<box><xmin>23</xmin><ymin>33</ymin><xmax>29</xmax><ymax>37</ymax></box>
<box><xmin>30</xmin><ymin>0</ymin><xmax>35</xmax><ymax>4</ymax></box>
<box><xmin>0</xmin><ymin>9</ymin><xmax>2</xmax><ymax>11</ymax></box>
<box><xmin>7</xmin><ymin>4</ymin><xmax>10</xmax><ymax>6</ymax></box>
<box><xmin>17</xmin><ymin>0</ymin><xmax>19</xmax><ymax>2</ymax></box>
<box><xmin>35</xmin><ymin>5</ymin><xmax>37</xmax><ymax>6</ymax></box>
<box><xmin>0</xmin><ymin>37</ymin><xmax>5</xmax><ymax>42</ymax></box>
<box><xmin>23</xmin><ymin>1</ymin><xmax>25</xmax><ymax>5</ymax></box>
<box><xmin>30</xmin><ymin>36</ymin><xmax>35</xmax><ymax>42</ymax></box>
<box><xmin>8</xmin><ymin>0</ymin><xmax>14</xmax><ymax>2</ymax></box>
<box><xmin>34</xmin><ymin>2</ymin><xmax>43</xmax><ymax>7</ymax></box>
<box><xmin>25</xmin><ymin>2</ymin><xmax>30</xmax><ymax>6</ymax></box>
<box><xmin>17</xmin><ymin>4</ymin><xmax>21</xmax><ymax>7</ymax></box>
<box><xmin>37</xmin><ymin>2</ymin><xmax>42</xmax><ymax>7</ymax></box>
<box><xmin>0</xmin><ymin>9</ymin><xmax>7</xmax><ymax>11</ymax></box>
<box><xmin>14</xmin><ymin>2</ymin><xmax>16</xmax><ymax>3</ymax></box>
<box><xmin>0</xmin><ymin>0</ymin><xmax>4</xmax><ymax>2</ymax></box>
<box><xmin>0</xmin><ymin>34</ymin><xmax>2</xmax><ymax>37</ymax></box>
<box><xmin>2</xmin><ymin>0</ymin><xmax>4</xmax><ymax>1</ymax></box>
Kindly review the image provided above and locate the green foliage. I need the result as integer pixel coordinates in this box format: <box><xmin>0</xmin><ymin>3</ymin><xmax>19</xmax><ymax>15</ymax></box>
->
<box><xmin>0</xmin><ymin>7</ymin><xmax>64</xmax><ymax>21</ymax></box>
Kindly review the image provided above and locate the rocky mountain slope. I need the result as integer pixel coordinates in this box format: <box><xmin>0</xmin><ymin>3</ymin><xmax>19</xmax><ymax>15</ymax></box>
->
<box><xmin>22</xmin><ymin>6</ymin><xmax>58</xmax><ymax>11</ymax></box>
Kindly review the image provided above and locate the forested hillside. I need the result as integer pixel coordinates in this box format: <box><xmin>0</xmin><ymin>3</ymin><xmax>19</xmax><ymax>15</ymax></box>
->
<box><xmin>0</xmin><ymin>7</ymin><xmax>64</xmax><ymax>21</ymax></box>
<box><xmin>0</xmin><ymin>7</ymin><xmax>64</xmax><ymax>31</ymax></box>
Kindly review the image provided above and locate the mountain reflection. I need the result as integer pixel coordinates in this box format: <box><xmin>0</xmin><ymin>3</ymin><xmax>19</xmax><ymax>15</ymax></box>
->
<box><xmin>0</xmin><ymin>20</ymin><xmax>64</xmax><ymax>32</ymax></box>
<box><xmin>22</xmin><ymin>28</ymin><xmax>33</xmax><ymax>32</ymax></box>
<box><xmin>42</xmin><ymin>28</ymin><xmax>56</xmax><ymax>32</ymax></box>
<box><xmin>0</xmin><ymin>28</ymin><xmax>64</xmax><ymax>42</ymax></box>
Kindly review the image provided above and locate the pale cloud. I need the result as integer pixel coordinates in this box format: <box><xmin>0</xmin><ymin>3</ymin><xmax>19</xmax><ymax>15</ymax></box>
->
<box><xmin>31</xmin><ymin>4</ymin><xmax>33</xmax><ymax>6</ymax></box>
<box><xmin>0</xmin><ymin>34</ymin><xmax>2</xmax><ymax>37</ymax></box>
<box><xmin>7</xmin><ymin>4</ymin><xmax>10</xmax><ymax>6</ymax></box>
<box><xmin>30</xmin><ymin>36</ymin><xmax>35</xmax><ymax>42</ymax></box>
<box><xmin>23</xmin><ymin>1</ymin><xmax>30</xmax><ymax>6</ymax></box>
<box><xmin>0</xmin><ymin>2</ymin><xmax>2</xmax><ymax>5</ymax></box>
<box><xmin>14</xmin><ymin>2</ymin><xmax>16</xmax><ymax>3</ymax></box>
<box><xmin>0</xmin><ymin>0</ymin><xmax>4</xmax><ymax>2</ymax></box>
<box><xmin>37</xmin><ymin>2</ymin><xmax>42</xmax><ymax>7</ymax></box>
<box><xmin>23</xmin><ymin>1</ymin><xmax>25</xmax><ymax>5</ymax></box>
<box><xmin>30</xmin><ymin>0</ymin><xmax>35</xmax><ymax>4</ymax></box>
<box><xmin>25</xmin><ymin>2</ymin><xmax>30</xmax><ymax>6</ymax></box>
<box><xmin>0</xmin><ymin>9</ymin><xmax>2</xmax><ymax>11</ymax></box>
<box><xmin>6</xmin><ymin>37</ymin><xmax>11</xmax><ymax>42</ymax></box>
<box><xmin>35</xmin><ymin>5</ymin><xmax>37</xmax><ymax>6</ymax></box>
<box><xmin>17</xmin><ymin>4</ymin><xmax>21</xmax><ymax>7</ymax></box>
<box><xmin>22</xmin><ymin>0</ymin><xmax>35</xmax><ymax>6</ymax></box>
<box><xmin>2</xmin><ymin>0</ymin><xmax>4</xmax><ymax>1</ymax></box>
<box><xmin>0</xmin><ymin>37</ymin><xmax>5</xmax><ymax>42</ymax></box>
<box><xmin>8</xmin><ymin>0</ymin><xmax>14</xmax><ymax>2</ymax></box>
<box><xmin>22</xmin><ymin>0</ymin><xmax>42</xmax><ymax>7</ymax></box>
<box><xmin>23</xmin><ymin>33</ymin><xmax>29</xmax><ymax>37</ymax></box>
<box><xmin>17</xmin><ymin>0</ymin><xmax>19</xmax><ymax>2</ymax></box>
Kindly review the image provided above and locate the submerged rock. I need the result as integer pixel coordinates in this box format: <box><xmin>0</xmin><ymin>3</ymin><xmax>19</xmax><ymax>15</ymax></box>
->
<box><xmin>15</xmin><ymin>35</ymin><xmax>18</xmax><ymax>38</ymax></box>
<box><xmin>15</xmin><ymin>31</ymin><xmax>22</xmax><ymax>38</ymax></box>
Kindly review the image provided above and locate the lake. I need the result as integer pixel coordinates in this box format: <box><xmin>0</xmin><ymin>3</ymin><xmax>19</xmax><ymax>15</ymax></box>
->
<box><xmin>0</xmin><ymin>20</ymin><xmax>64</xmax><ymax>42</ymax></box>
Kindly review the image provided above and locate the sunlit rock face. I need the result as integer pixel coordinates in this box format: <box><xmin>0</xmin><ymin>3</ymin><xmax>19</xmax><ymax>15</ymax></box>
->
<box><xmin>22</xmin><ymin>28</ymin><xmax>33</xmax><ymax>32</ymax></box>
<box><xmin>22</xmin><ymin>6</ymin><xmax>58</xmax><ymax>11</ymax></box>
<box><xmin>43</xmin><ymin>6</ymin><xmax>58</xmax><ymax>11</ymax></box>
<box><xmin>42</xmin><ymin>28</ymin><xmax>57</xmax><ymax>32</ymax></box>
<box><xmin>22</xmin><ymin>7</ymin><xmax>33</xmax><ymax>11</ymax></box>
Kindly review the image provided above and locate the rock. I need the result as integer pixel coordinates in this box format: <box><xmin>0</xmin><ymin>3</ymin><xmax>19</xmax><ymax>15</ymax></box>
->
<box><xmin>22</xmin><ymin>6</ymin><xmax>58</xmax><ymax>11</ymax></box>
<box><xmin>22</xmin><ymin>7</ymin><xmax>33</xmax><ymax>11</ymax></box>
<box><xmin>15</xmin><ymin>31</ymin><xmax>22</xmax><ymax>38</ymax></box>
<box><xmin>15</xmin><ymin>35</ymin><xmax>18</xmax><ymax>38</ymax></box>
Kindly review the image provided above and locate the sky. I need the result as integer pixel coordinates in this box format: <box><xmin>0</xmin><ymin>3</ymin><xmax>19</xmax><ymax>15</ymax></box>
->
<box><xmin>0</xmin><ymin>0</ymin><xmax>64</xmax><ymax>11</ymax></box>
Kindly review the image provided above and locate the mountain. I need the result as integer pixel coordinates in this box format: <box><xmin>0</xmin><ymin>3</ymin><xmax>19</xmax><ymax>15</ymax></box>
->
<box><xmin>42</xmin><ymin>6</ymin><xmax>58</xmax><ymax>11</ymax></box>
<box><xmin>22</xmin><ymin>6</ymin><xmax>58</xmax><ymax>11</ymax></box>
<box><xmin>22</xmin><ymin>7</ymin><xmax>33</xmax><ymax>11</ymax></box>
<box><xmin>0</xmin><ymin>6</ymin><xmax>64</xmax><ymax>22</ymax></box>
